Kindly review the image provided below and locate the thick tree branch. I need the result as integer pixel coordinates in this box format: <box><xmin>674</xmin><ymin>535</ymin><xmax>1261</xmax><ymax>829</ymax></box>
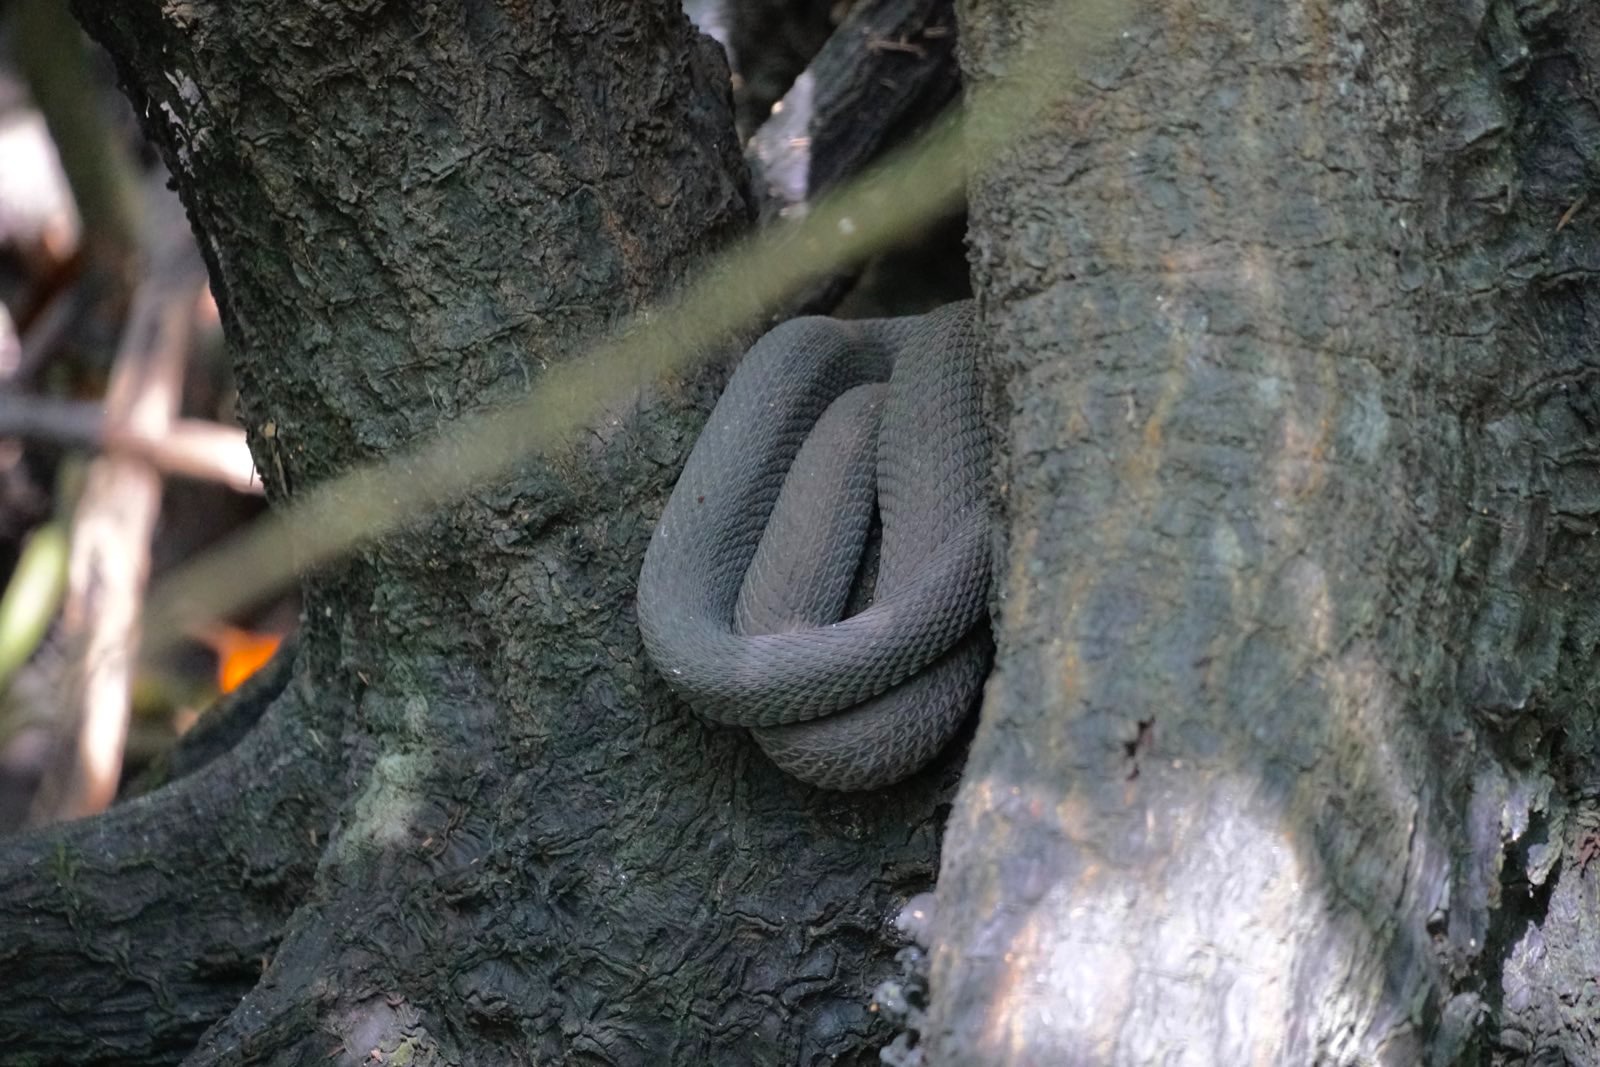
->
<box><xmin>928</xmin><ymin>0</ymin><xmax>1599</xmax><ymax>1061</ymax></box>
<box><xmin>0</xmin><ymin>673</ymin><xmax>344</xmax><ymax>1066</ymax></box>
<box><xmin>747</xmin><ymin>0</ymin><xmax>959</xmax><ymax>222</ymax></box>
<box><xmin>44</xmin><ymin>3</ymin><xmax>959</xmax><ymax>1065</ymax></box>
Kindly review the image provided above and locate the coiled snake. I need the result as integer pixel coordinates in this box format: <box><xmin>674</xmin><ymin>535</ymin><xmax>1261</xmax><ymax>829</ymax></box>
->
<box><xmin>636</xmin><ymin>301</ymin><xmax>992</xmax><ymax>790</ymax></box>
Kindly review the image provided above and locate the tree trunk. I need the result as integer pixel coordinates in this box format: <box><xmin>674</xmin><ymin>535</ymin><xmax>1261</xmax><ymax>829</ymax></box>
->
<box><xmin>0</xmin><ymin>3</ymin><xmax>962</xmax><ymax>1065</ymax></box>
<box><xmin>927</xmin><ymin>0</ymin><xmax>1600</xmax><ymax>1064</ymax></box>
<box><xmin>5</xmin><ymin>0</ymin><xmax>1600</xmax><ymax>1065</ymax></box>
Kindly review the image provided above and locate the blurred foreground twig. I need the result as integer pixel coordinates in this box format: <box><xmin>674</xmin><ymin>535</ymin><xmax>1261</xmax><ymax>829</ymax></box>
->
<box><xmin>11</xmin><ymin>0</ymin><xmax>143</xmax><ymax>272</ymax></box>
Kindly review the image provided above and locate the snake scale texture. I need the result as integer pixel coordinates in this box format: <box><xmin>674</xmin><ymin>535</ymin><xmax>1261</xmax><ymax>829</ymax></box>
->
<box><xmin>636</xmin><ymin>301</ymin><xmax>992</xmax><ymax>790</ymax></box>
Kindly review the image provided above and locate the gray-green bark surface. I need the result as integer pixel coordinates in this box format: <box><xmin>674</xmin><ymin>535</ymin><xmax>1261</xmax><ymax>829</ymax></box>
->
<box><xmin>929</xmin><ymin>1</ymin><xmax>1600</xmax><ymax>1063</ymax></box>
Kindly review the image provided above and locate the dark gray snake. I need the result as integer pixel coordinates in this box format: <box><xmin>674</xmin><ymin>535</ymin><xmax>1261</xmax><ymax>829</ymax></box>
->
<box><xmin>636</xmin><ymin>301</ymin><xmax>992</xmax><ymax>790</ymax></box>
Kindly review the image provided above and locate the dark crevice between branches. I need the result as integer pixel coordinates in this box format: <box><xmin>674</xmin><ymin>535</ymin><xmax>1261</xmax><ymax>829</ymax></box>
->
<box><xmin>122</xmin><ymin>633</ymin><xmax>300</xmax><ymax>798</ymax></box>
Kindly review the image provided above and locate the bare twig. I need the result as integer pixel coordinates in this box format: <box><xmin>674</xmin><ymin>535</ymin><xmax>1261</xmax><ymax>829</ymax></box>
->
<box><xmin>1556</xmin><ymin>195</ymin><xmax>1586</xmax><ymax>233</ymax></box>
<box><xmin>865</xmin><ymin>36</ymin><xmax>928</xmax><ymax>57</ymax></box>
<box><xmin>0</xmin><ymin>393</ymin><xmax>260</xmax><ymax>494</ymax></box>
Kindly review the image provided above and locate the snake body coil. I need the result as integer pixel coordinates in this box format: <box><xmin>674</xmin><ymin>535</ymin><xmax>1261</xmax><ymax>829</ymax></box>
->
<box><xmin>636</xmin><ymin>301</ymin><xmax>992</xmax><ymax>790</ymax></box>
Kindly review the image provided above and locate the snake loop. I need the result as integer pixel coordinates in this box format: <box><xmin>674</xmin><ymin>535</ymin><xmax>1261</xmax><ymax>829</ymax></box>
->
<box><xmin>636</xmin><ymin>301</ymin><xmax>992</xmax><ymax>789</ymax></box>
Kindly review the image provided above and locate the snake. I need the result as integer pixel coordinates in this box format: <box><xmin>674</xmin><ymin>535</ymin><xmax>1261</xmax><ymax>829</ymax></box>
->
<box><xmin>635</xmin><ymin>301</ymin><xmax>992</xmax><ymax>790</ymax></box>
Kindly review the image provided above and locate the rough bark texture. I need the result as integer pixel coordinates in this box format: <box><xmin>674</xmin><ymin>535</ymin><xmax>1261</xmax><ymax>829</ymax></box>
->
<box><xmin>8</xmin><ymin>0</ymin><xmax>1600</xmax><ymax>1064</ymax></box>
<box><xmin>928</xmin><ymin>0</ymin><xmax>1600</xmax><ymax>1064</ymax></box>
<box><xmin>0</xmin><ymin>675</ymin><xmax>339</xmax><ymax>1064</ymax></box>
<box><xmin>0</xmin><ymin>3</ymin><xmax>963</xmax><ymax>1064</ymax></box>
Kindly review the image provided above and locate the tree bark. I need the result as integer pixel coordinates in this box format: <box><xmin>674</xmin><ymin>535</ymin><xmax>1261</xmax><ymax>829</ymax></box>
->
<box><xmin>0</xmin><ymin>677</ymin><xmax>340</xmax><ymax>1063</ymax></box>
<box><xmin>7</xmin><ymin>0</ymin><xmax>1600</xmax><ymax>1064</ymax></box>
<box><xmin>0</xmin><ymin>3</ymin><xmax>962</xmax><ymax>1064</ymax></box>
<box><xmin>928</xmin><ymin>0</ymin><xmax>1600</xmax><ymax>1063</ymax></box>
